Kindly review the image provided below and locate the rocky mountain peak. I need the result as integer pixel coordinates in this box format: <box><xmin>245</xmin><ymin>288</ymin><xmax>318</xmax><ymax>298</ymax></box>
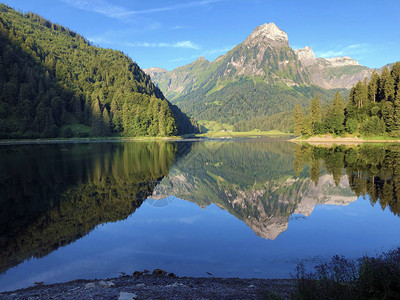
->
<box><xmin>244</xmin><ymin>22</ymin><xmax>289</xmax><ymax>47</ymax></box>
<box><xmin>294</xmin><ymin>46</ymin><xmax>316</xmax><ymax>66</ymax></box>
<box><xmin>144</xmin><ymin>67</ymin><xmax>167</xmax><ymax>74</ymax></box>
<box><xmin>324</xmin><ymin>56</ymin><xmax>360</xmax><ymax>67</ymax></box>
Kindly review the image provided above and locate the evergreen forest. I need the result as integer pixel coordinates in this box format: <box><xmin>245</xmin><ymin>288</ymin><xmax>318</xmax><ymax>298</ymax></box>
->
<box><xmin>0</xmin><ymin>4</ymin><xmax>196</xmax><ymax>139</ymax></box>
<box><xmin>294</xmin><ymin>62</ymin><xmax>400</xmax><ymax>137</ymax></box>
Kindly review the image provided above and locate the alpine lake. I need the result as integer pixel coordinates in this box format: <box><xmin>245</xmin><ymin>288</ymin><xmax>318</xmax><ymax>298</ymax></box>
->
<box><xmin>1</xmin><ymin>137</ymin><xmax>400</xmax><ymax>292</ymax></box>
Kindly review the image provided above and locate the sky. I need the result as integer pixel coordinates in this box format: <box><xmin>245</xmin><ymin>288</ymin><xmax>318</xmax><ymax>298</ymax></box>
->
<box><xmin>3</xmin><ymin>0</ymin><xmax>400</xmax><ymax>71</ymax></box>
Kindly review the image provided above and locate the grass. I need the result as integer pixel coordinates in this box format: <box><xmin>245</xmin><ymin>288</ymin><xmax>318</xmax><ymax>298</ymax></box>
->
<box><xmin>197</xmin><ymin>120</ymin><xmax>234</xmax><ymax>132</ymax></box>
<box><xmin>195</xmin><ymin>129</ymin><xmax>291</xmax><ymax>138</ymax></box>
<box><xmin>293</xmin><ymin>247</ymin><xmax>400</xmax><ymax>300</ymax></box>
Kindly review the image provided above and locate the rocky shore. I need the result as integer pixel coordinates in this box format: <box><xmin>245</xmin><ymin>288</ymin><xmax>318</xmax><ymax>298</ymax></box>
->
<box><xmin>0</xmin><ymin>272</ymin><xmax>296</xmax><ymax>300</ymax></box>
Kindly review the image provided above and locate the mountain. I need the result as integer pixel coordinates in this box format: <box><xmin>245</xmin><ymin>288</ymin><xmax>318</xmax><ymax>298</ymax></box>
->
<box><xmin>0</xmin><ymin>4</ymin><xmax>196</xmax><ymax>138</ymax></box>
<box><xmin>145</xmin><ymin>22</ymin><xmax>377</xmax><ymax>131</ymax></box>
<box><xmin>145</xmin><ymin>23</ymin><xmax>312</xmax><ymax>100</ymax></box>
<box><xmin>294</xmin><ymin>46</ymin><xmax>373</xmax><ymax>89</ymax></box>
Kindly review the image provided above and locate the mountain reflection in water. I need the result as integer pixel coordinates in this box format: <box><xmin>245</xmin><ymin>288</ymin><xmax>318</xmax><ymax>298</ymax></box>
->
<box><xmin>151</xmin><ymin>140</ymin><xmax>357</xmax><ymax>240</ymax></box>
<box><xmin>0</xmin><ymin>139</ymin><xmax>400</xmax><ymax>291</ymax></box>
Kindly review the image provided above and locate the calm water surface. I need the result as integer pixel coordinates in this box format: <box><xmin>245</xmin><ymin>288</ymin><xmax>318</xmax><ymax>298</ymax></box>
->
<box><xmin>1</xmin><ymin>138</ymin><xmax>400</xmax><ymax>291</ymax></box>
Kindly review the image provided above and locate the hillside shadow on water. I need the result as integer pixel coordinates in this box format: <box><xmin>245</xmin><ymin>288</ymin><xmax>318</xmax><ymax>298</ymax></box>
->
<box><xmin>0</xmin><ymin>141</ymin><xmax>189</xmax><ymax>274</ymax></box>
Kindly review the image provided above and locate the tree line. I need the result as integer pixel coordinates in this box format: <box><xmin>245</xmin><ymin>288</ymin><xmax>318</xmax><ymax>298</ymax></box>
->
<box><xmin>294</xmin><ymin>62</ymin><xmax>400</xmax><ymax>136</ymax></box>
<box><xmin>0</xmin><ymin>4</ymin><xmax>196</xmax><ymax>138</ymax></box>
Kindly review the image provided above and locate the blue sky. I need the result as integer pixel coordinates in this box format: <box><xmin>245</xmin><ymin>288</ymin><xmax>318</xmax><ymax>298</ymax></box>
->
<box><xmin>4</xmin><ymin>0</ymin><xmax>400</xmax><ymax>71</ymax></box>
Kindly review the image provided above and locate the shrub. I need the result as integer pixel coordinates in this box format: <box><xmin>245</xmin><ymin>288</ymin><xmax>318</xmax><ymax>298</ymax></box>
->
<box><xmin>62</xmin><ymin>127</ymin><xmax>74</xmax><ymax>138</ymax></box>
<box><xmin>293</xmin><ymin>248</ymin><xmax>400</xmax><ymax>300</ymax></box>
<box><xmin>371</xmin><ymin>106</ymin><xmax>381</xmax><ymax>117</ymax></box>
<box><xmin>360</xmin><ymin>116</ymin><xmax>386</xmax><ymax>136</ymax></box>
<box><xmin>389</xmin><ymin>130</ymin><xmax>400</xmax><ymax>138</ymax></box>
<box><xmin>313</xmin><ymin>122</ymin><xmax>325</xmax><ymax>134</ymax></box>
<box><xmin>345</xmin><ymin>118</ymin><xmax>358</xmax><ymax>134</ymax></box>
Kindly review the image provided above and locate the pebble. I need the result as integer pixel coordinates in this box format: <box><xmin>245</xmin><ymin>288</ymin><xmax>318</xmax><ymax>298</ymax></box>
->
<box><xmin>99</xmin><ymin>280</ymin><xmax>115</xmax><ymax>288</ymax></box>
<box><xmin>84</xmin><ymin>282</ymin><xmax>96</xmax><ymax>289</ymax></box>
<box><xmin>136</xmin><ymin>283</ymin><xmax>145</xmax><ymax>288</ymax></box>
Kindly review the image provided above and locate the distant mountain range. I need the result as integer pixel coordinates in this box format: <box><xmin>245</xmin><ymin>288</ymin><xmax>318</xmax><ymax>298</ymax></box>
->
<box><xmin>145</xmin><ymin>23</ymin><xmax>392</xmax><ymax>131</ymax></box>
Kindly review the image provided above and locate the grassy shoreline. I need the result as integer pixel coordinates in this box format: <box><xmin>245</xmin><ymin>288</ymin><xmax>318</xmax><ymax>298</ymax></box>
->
<box><xmin>291</xmin><ymin>134</ymin><xmax>400</xmax><ymax>145</ymax></box>
<box><xmin>0</xmin><ymin>130</ymin><xmax>292</xmax><ymax>145</ymax></box>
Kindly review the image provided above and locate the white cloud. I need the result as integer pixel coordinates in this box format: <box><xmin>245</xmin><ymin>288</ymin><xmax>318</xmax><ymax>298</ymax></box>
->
<box><xmin>315</xmin><ymin>43</ymin><xmax>369</xmax><ymax>59</ymax></box>
<box><xmin>62</xmin><ymin>0</ymin><xmax>131</xmax><ymax>19</ymax></box>
<box><xmin>127</xmin><ymin>41</ymin><xmax>200</xmax><ymax>50</ymax></box>
<box><xmin>62</xmin><ymin>0</ymin><xmax>226</xmax><ymax>20</ymax></box>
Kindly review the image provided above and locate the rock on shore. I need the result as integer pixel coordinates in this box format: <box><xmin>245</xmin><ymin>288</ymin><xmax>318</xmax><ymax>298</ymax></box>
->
<box><xmin>0</xmin><ymin>275</ymin><xmax>295</xmax><ymax>300</ymax></box>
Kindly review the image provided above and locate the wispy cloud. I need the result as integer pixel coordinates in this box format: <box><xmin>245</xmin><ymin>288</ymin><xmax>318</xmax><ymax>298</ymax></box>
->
<box><xmin>62</xmin><ymin>0</ymin><xmax>225</xmax><ymax>20</ymax></box>
<box><xmin>315</xmin><ymin>43</ymin><xmax>369</xmax><ymax>59</ymax></box>
<box><xmin>62</xmin><ymin>0</ymin><xmax>131</xmax><ymax>19</ymax></box>
<box><xmin>89</xmin><ymin>35</ymin><xmax>200</xmax><ymax>50</ymax></box>
<box><xmin>126</xmin><ymin>0</ymin><xmax>226</xmax><ymax>15</ymax></box>
<box><xmin>127</xmin><ymin>40</ymin><xmax>200</xmax><ymax>50</ymax></box>
<box><xmin>171</xmin><ymin>25</ymin><xmax>189</xmax><ymax>31</ymax></box>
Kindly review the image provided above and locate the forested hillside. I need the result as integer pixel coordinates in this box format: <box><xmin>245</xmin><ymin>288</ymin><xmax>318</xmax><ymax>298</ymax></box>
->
<box><xmin>0</xmin><ymin>4</ymin><xmax>196</xmax><ymax>138</ymax></box>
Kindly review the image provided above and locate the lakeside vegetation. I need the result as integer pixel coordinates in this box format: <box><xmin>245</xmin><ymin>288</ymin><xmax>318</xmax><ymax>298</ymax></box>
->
<box><xmin>294</xmin><ymin>62</ymin><xmax>400</xmax><ymax>139</ymax></box>
<box><xmin>0</xmin><ymin>4</ymin><xmax>197</xmax><ymax>139</ymax></box>
<box><xmin>195</xmin><ymin>129</ymin><xmax>291</xmax><ymax>138</ymax></box>
<box><xmin>293</xmin><ymin>143</ymin><xmax>400</xmax><ymax>299</ymax></box>
<box><xmin>293</xmin><ymin>248</ymin><xmax>400</xmax><ymax>300</ymax></box>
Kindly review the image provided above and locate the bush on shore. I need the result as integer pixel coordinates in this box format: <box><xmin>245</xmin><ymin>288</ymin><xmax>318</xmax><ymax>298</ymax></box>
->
<box><xmin>293</xmin><ymin>247</ymin><xmax>400</xmax><ymax>299</ymax></box>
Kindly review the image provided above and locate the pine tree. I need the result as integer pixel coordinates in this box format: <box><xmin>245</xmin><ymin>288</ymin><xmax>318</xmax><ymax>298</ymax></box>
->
<box><xmin>91</xmin><ymin>98</ymin><xmax>103</xmax><ymax>136</ymax></box>
<box><xmin>325</xmin><ymin>92</ymin><xmax>345</xmax><ymax>134</ymax></box>
<box><xmin>382</xmin><ymin>101</ymin><xmax>395</xmax><ymax>132</ymax></box>
<box><xmin>378</xmin><ymin>67</ymin><xmax>390</xmax><ymax>102</ymax></box>
<box><xmin>384</xmin><ymin>73</ymin><xmax>395</xmax><ymax>102</ymax></box>
<box><xmin>346</xmin><ymin>86</ymin><xmax>358</xmax><ymax>120</ymax></box>
<box><xmin>391</xmin><ymin>62</ymin><xmax>400</xmax><ymax>93</ymax></box>
<box><xmin>102</xmin><ymin>108</ymin><xmax>111</xmax><ymax>136</ymax></box>
<box><xmin>293</xmin><ymin>104</ymin><xmax>304</xmax><ymax>136</ymax></box>
<box><xmin>394</xmin><ymin>91</ymin><xmax>400</xmax><ymax>131</ymax></box>
<box><xmin>353</xmin><ymin>80</ymin><xmax>368</xmax><ymax>108</ymax></box>
<box><xmin>309</xmin><ymin>94</ymin><xmax>322</xmax><ymax>134</ymax></box>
